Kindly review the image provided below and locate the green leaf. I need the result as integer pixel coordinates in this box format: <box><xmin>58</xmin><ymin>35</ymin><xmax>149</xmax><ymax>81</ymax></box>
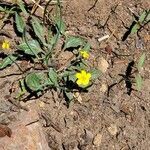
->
<box><xmin>25</xmin><ymin>72</ymin><xmax>46</xmax><ymax>91</ymax></box>
<box><xmin>19</xmin><ymin>79</ymin><xmax>26</xmax><ymax>93</ymax></box>
<box><xmin>64</xmin><ymin>91</ymin><xmax>73</xmax><ymax>102</ymax></box>
<box><xmin>90</xmin><ymin>69</ymin><xmax>101</xmax><ymax>80</ymax></box>
<box><xmin>18</xmin><ymin>40</ymin><xmax>43</xmax><ymax>56</ymax></box>
<box><xmin>0</xmin><ymin>55</ymin><xmax>18</xmax><ymax>69</ymax></box>
<box><xmin>131</xmin><ymin>23</ymin><xmax>140</xmax><ymax>34</ymax></box>
<box><xmin>47</xmin><ymin>29</ymin><xmax>53</xmax><ymax>43</ymax></box>
<box><xmin>50</xmin><ymin>34</ymin><xmax>59</xmax><ymax>45</ymax></box>
<box><xmin>64</xmin><ymin>36</ymin><xmax>84</xmax><ymax>50</ymax></box>
<box><xmin>139</xmin><ymin>10</ymin><xmax>148</xmax><ymax>23</ymax></box>
<box><xmin>45</xmin><ymin>78</ymin><xmax>53</xmax><ymax>86</ymax></box>
<box><xmin>0</xmin><ymin>6</ymin><xmax>5</xmax><ymax>11</ymax></box>
<box><xmin>68</xmin><ymin>73</ymin><xmax>76</xmax><ymax>82</ymax></box>
<box><xmin>131</xmin><ymin>10</ymin><xmax>150</xmax><ymax>34</ymax></box>
<box><xmin>56</xmin><ymin>18</ymin><xmax>66</xmax><ymax>34</ymax></box>
<box><xmin>146</xmin><ymin>11</ymin><xmax>150</xmax><ymax>22</ymax></box>
<box><xmin>135</xmin><ymin>74</ymin><xmax>143</xmax><ymax>91</ymax></box>
<box><xmin>75</xmin><ymin>61</ymin><xmax>87</xmax><ymax>70</ymax></box>
<box><xmin>83</xmin><ymin>42</ymin><xmax>91</xmax><ymax>51</ymax></box>
<box><xmin>137</xmin><ymin>53</ymin><xmax>146</xmax><ymax>71</ymax></box>
<box><xmin>15</xmin><ymin>12</ymin><xmax>25</xmax><ymax>33</ymax></box>
<box><xmin>31</xmin><ymin>16</ymin><xmax>44</xmax><ymax>43</ymax></box>
<box><xmin>61</xmin><ymin>70</ymin><xmax>76</xmax><ymax>82</ymax></box>
<box><xmin>17</xmin><ymin>0</ymin><xmax>28</xmax><ymax>15</ymax></box>
<box><xmin>16</xmin><ymin>79</ymin><xmax>27</xmax><ymax>99</ymax></box>
<box><xmin>48</xmin><ymin>68</ymin><xmax>59</xmax><ymax>86</ymax></box>
<box><xmin>61</xmin><ymin>70</ymin><xmax>70</xmax><ymax>77</ymax></box>
<box><xmin>46</xmin><ymin>33</ymin><xmax>61</xmax><ymax>55</ymax></box>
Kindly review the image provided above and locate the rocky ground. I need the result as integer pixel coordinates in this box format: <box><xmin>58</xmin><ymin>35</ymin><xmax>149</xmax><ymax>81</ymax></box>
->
<box><xmin>0</xmin><ymin>0</ymin><xmax>150</xmax><ymax>150</ymax></box>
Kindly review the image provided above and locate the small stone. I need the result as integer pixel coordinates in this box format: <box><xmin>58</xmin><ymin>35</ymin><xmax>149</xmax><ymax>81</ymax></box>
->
<box><xmin>98</xmin><ymin>35</ymin><xmax>109</xmax><ymax>42</ymax></box>
<box><xmin>100</xmin><ymin>84</ymin><xmax>107</xmax><ymax>93</ymax></box>
<box><xmin>93</xmin><ymin>133</ymin><xmax>102</xmax><ymax>147</ymax></box>
<box><xmin>82</xmin><ymin>129</ymin><xmax>94</xmax><ymax>143</ymax></box>
<box><xmin>108</xmin><ymin>124</ymin><xmax>118</xmax><ymax>135</ymax></box>
<box><xmin>38</xmin><ymin>101</ymin><xmax>45</xmax><ymax>108</ymax></box>
<box><xmin>136</xmin><ymin>37</ymin><xmax>144</xmax><ymax>49</ymax></box>
<box><xmin>74</xmin><ymin>92</ymin><xmax>82</xmax><ymax>103</ymax></box>
<box><xmin>97</xmin><ymin>57</ymin><xmax>109</xmax><ymax>73</ymax></box>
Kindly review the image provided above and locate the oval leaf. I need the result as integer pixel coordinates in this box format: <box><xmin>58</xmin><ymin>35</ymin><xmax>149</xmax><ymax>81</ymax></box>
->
<box><xmin>64</xmin><ymin>36</ymin><xmax>84</xmax><ymax>50</ymax></box>
<box><xmin>56</xmin><ymin>18</ymin><xmax>66</xmax><ymax>34</ymax></box>
<box><xmin>0</xmin><ymin>55</ymin><xmax>18</xmax><ymax>69</ymax></box>
<box><xmin>31</xmin><ymin>16</ymin><xmax>44</xmax><ymax>43</ymax></box>
<box><xmin>25</xmin><ymin>72</ymin><xmax>46</xmax><ymax>91</ymax></box>
<box><xmin>18</xmin><ymin>40</ymin><xmax>42</xmax><ymax>55</ymax></box>
<box><xmin>48</xmin><ymin>68</ymin><xmax>58</xmax><ymax>86</ymax></box>
<box><xmin>15</xmin><ymin>12</ymin><xmax>25</xmax><ymax>33</ymax></box>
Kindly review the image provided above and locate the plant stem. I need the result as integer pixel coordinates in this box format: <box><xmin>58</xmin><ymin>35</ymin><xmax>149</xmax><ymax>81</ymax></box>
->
<box><xmin>44</xmin><ymin>0</ymin><xmax>62</xmax><ymax>66</ymax></box>
<box><xmin>8</xmin><ymin>55</ymin><xmax>24</xmax><ymax>73</ymax></box>
<box><xmin>23</xmin><ymin>28</ymin><xmax>40</xmax><ymax>60</ymax></box>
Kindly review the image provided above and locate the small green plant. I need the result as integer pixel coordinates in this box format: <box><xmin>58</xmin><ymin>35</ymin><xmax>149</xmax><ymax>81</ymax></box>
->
<box><xmin>0</xmin><ymin>0</ymin><xmax>100</xmax><ymax>105</ymax></box>
<box><xmin>122</xmin><ymin>10</ymin><xmax>150</xmax><ymax>41</ymax></box>
<box><xmin>108</xmin><ymin>53</ymin><xmax>146</xmax><ymax>96</ymax></box>
<box><xmin>131</xmin><ymin>10</ymin><xmax>150</xmax><ymax>34</ymax></box>
<box><xmin>135</xmin><ymin>53</ymin><xmax>146</xmax><ymax>91</ymax></box>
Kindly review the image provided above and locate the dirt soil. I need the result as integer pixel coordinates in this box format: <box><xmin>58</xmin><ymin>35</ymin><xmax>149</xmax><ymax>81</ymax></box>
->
<box><xmin>0</xmin><ymin>0</ymin><xmax>150</xmax><ymax>150</ymax></box>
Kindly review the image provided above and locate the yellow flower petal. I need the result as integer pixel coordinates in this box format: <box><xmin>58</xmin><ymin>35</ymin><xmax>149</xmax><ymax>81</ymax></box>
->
<box><xmin>82</xmin><ymin>79</ymin><xmax>89</xmax><ymax>85</ymax></box>
<box><xmin>81</xmin><ymin>70</ymin><xmax>86</xmax><ymax>76</ymax></box>
<box><xmin>2</xmin><ymin>40</ymin><xmax>10</xmax><ymax>50</ymax></box>
<box><xmin>86</xmin><ymin>73</ymin><xmax>91</xmax><ymax>79</ymax></box>
<box><xmin>80</xmin><ymin>51</ymin><xmax>84</xmax><ymax>55</ymax></box>
<box><xmin>76</xmin><ymin>79</ymin><xmax>82</xmax><ymax>85</ymax></box>
<box><xmin>75</xmin><ymin>72</ymin><xmax>81</xmax><ymax>78</ymax></box>
<box><xmin>83</xmin><ymin>53</ymin><xmax>89</xmax><ymax>59</ymax></box>
<box><xmin>80</xmin><ymin>50</ymin><xmax>89</xmax><ymax>59</ymax></box>
<box><xmin>75</xmin><ymin>70</ymin><xmax>91</xmax><ymax>86</ymax></box>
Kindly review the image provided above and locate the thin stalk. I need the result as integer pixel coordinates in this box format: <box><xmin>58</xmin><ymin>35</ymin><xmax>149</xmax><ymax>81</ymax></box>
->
<box><xmin>23</xmin><ymin>28</ymin><xmax>40</xmax><ymax>60</ymax></box>
<box><xmin>44</xmin><ymin>0</ymin><xmax>62</xmax><ymax>66</ymax></box>
<box><xmin>8</xmin><ymin>55</ymin><xmax>24</xmax><ymax>73</ymax></box>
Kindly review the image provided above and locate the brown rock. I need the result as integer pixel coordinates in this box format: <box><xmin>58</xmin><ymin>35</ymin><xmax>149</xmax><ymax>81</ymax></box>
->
<box><xmin>97</xmin><ymin>57</ymin><xmax>109</xmax><ymax>73</ymax></box>
<box><xmin>0</xmin><ymin>103</ymin><xmax>50</xmax><ymax>150</ymax></box>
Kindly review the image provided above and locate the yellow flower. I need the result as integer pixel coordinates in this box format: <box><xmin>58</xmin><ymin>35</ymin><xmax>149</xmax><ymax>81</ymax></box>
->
<box><xmin>2</xmin><ymin>40</ymin><xmax>10</xmax><ymax>50</ymax></box>
<box><xmin>75</xmin><ymin>70</ymin><xmax>91</xmax><ymax>86</ymax></box>
<box><xmin>80</xmin><ymin>50</ymin><xmax>89</xmax><ymax>59</ymax></box>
